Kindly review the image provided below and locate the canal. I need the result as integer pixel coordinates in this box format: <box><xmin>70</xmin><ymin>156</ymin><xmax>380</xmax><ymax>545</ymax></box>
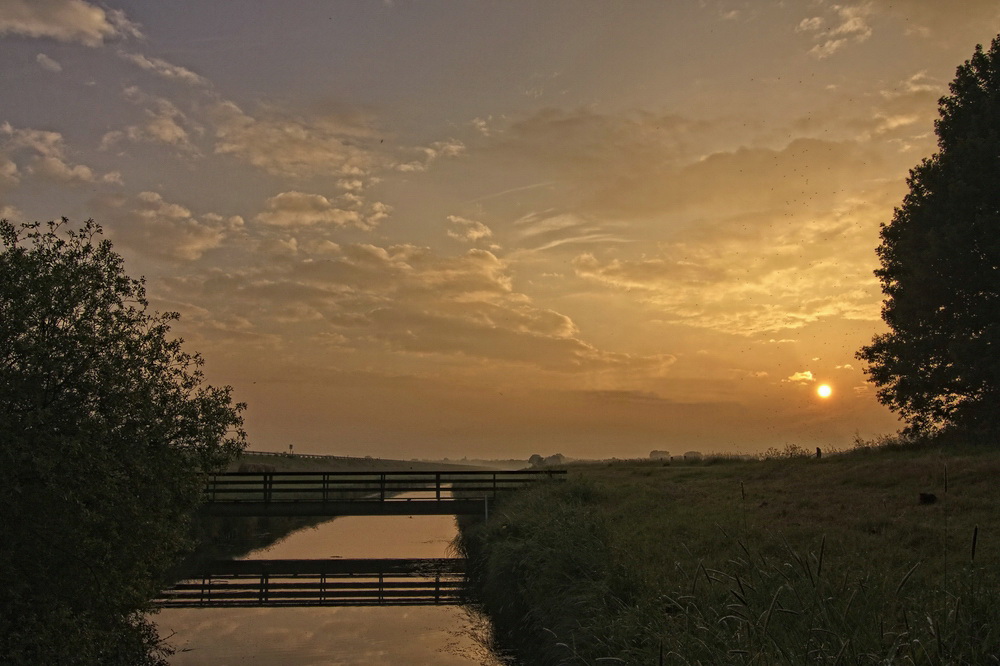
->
<box><xmin>155</xmin><ymin>507</ymin><xmax>506</xmax><ymax>664</ymax></box>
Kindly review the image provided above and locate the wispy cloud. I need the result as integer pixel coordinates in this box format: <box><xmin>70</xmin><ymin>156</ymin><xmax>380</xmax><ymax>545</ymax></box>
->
<box><xmin>35</xmin><ymin>53</ymin><xmax>61</xmax><ymax>72</ymax></box>
<box><xmin>0</xmin><ymin>0</ymin><xmax>140</xmax><ymax>46</ymax></box>
<box><xmin>117</xmin><ymin>51</ymin><xmax>208</xmax><ymax>86</ymax></box>
<box><xmin>799</xmin><ymin>3</ymin><xmax>874</xmax><ymax>59</ymax></box>
<box><xmin>209</xmin><ymin>100</ymin><xmax>381</xmax><ymax>179</ymax></box>
<box><xmin>93</xmin><ymin>191</ymin><xmax>244</xmax><ymax>261</ymax></box>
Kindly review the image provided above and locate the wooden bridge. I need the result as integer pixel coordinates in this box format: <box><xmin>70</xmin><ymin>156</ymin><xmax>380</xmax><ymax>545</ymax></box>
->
<box><xmin>155</xmin><ymin>558</ymin><xmax>464</xmax><ymax>608</ymax></box>
<box><xmin>200</xmin><ymin>469</ymin><xmax>566</xmax><ymax>517</ymax></box>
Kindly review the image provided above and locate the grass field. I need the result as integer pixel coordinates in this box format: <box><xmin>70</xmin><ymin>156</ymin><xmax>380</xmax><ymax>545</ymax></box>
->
<box><xmin>228</xmin><ymin>451</ymin><xmax>485</xmax><ymax>473</ymax></box>
<box><xmin>456</xmin><ymin>438</ymin><xmax>1000</xmax><ymax>664</ymax></box>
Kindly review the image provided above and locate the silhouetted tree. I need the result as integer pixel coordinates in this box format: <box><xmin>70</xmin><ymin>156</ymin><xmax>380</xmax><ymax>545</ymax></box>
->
<box><xmin>858</xmin><ymin>35</ymin><xmax>1000</xmax><ymax>436</ymax></box>
<box><xmin>0</xmin><ymin>219</ymin><xmax>246</xmax><ymax>663</ymax></box>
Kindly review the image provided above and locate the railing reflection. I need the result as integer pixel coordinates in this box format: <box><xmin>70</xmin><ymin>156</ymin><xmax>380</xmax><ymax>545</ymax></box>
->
<box><xmin>155</xmin><ymin>558</ymin><xmax>465</xmax><ymax>608</ymax></box>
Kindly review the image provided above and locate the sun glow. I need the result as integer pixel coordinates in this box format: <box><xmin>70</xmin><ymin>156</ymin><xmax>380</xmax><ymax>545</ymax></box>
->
<box><xmin>817</xmin><ymin>384</ymin><xmax>833</xmax><ymax>398</ymax></box>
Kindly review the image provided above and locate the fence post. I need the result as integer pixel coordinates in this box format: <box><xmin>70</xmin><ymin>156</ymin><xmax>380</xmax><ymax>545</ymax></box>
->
<box><xmin>380</xmin><ymin>473</ymin><xmax>386</xmax><ymax>501</ymax></box>
<box><xmin>436</xmin><ymin>473</ymin><xmax>441</xmax><ymax>501</ymax></box>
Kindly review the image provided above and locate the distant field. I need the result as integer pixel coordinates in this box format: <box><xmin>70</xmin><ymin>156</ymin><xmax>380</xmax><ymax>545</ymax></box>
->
<box><xmin>457</xmin><ymin>440</ymin><xmax>1000</xmax><ymax>664</ymax></box>
<box><xmin>228</xmin><ymin>451</ymin><xmax>490</xmax><ymax>473</ymax></box>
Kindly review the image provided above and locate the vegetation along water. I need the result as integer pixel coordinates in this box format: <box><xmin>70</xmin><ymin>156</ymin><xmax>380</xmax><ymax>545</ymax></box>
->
<box><xmin>456</xmin><ymin>439</ymin><xmax>1000</xmax><ymax>664</ymax></box>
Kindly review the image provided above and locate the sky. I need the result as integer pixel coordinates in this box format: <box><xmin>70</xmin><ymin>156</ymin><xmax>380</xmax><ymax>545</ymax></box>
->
<box><xmin>2</xmin><ymin>1</ymin><xmax>998</xmax><ymax>460</ymax></box>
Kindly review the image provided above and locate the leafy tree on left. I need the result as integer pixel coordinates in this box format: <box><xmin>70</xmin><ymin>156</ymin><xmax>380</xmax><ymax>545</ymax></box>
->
<box><xmin>0</xmin><ymin>218</ymin><xmax>246</xmax><ymax>664</ymax></box>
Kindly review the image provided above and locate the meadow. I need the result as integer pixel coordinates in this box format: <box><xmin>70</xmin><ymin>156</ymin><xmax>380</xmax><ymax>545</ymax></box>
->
<box><xmin>456</xmin><ymin>438</ymin><xmax>1000</xmax><ymax>664</ymax></box>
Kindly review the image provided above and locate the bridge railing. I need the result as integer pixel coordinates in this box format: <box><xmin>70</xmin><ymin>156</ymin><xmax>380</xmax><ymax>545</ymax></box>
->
<box><xmin>202</xmin><ymin>469</ymin><xmax>566</xmax><ymax>505</ymax></box>
<box><xmin>156</xmin><ymin>558</ymin><xmax>465</xmax><ymax>608</ymax></box>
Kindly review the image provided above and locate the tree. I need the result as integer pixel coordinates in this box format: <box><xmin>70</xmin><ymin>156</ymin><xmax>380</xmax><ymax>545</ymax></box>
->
<box><xmin>858</xmin><ymin>35</ymin><xmax>1000</xmax><ymax>436</ymax></box>
<box><xmin>0</xmin><ymin>219</ymin><xmax>246</xmax><ymax>664</ymax></box>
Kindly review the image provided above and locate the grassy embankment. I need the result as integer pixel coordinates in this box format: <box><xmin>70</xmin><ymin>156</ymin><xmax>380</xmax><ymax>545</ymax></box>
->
<box><xmin>456</xmin><ymin>440</ymin><xmax>1000</xmax><ymax>664</ymax></box>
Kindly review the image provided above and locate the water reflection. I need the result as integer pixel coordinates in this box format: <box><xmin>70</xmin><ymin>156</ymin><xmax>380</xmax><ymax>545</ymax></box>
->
<box><xmin>156</xmin><ymin>505</ymin><xmax>506</xmax><ymax>664</ymax></box>
<box><xmin>158</xmin><ymin>558</ymin><xmax>465</xmax><ymax>608</ymax></box>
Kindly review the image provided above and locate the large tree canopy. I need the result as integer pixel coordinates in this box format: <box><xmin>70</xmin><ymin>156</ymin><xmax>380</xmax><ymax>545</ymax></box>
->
<box><xmin>858</xmin><ymin>35</ymin><xmax>1000</xmax><ymax>436</ymax></box>
<box><xmin>0</xmin><ymin>219</ymin><xmax>246</xmax><ymax>664</ymax></box>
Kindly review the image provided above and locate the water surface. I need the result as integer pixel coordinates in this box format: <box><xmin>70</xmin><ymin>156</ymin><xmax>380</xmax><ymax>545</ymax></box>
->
<box><xmin>156</xmin><ymin>509</ymin><xmax>503</xmax><ymax>664</ymax></box>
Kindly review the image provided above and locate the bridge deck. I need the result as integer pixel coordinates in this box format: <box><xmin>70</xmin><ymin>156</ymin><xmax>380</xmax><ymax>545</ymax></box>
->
<box><xmin>200</xmin><ymin>469</ymin><xmax>565</xmax><ymax>516</ymax></box>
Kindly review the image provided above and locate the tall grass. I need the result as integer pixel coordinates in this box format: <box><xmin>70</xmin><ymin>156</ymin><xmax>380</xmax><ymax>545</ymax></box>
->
<box><xmin>455</xmin><ymin>443</ymin><xmax>1000</xmax><ymax>664</ymax></box>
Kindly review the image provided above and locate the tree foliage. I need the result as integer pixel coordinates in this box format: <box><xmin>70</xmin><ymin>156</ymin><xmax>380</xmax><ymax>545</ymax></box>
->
<box><xmin>858</xmin><ymin>36</ymin><xmax>1000</xmax><ymax>436</ymax></box>
<box><xmin>0</xmin><ymin>218</ymin><xmax>246</xmax><ymax>663</ymax></box>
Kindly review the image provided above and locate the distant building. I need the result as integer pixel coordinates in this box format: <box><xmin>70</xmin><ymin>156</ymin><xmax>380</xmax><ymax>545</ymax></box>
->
<box><xmin>649</xmin><ymin>450</ymin><xmax>670</xmax><ymax>460</ymax></box>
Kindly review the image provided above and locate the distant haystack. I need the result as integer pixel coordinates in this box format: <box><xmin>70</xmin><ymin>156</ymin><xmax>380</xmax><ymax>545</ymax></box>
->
<box><xmin>683</xmin><ymin>451</ymin><xmax>702</xmax><ymax>461</ymax></box>
<box><xmin>649</xmin><ymin>450</ymin><xmax>670</xmax><ymax>460</ymax></box>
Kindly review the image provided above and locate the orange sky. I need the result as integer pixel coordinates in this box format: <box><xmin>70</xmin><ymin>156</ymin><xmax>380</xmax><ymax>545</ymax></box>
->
<box><xmin>2</xmin><ymin>1</ymin><xmax>999</xmax><ymax>459</ymax></box>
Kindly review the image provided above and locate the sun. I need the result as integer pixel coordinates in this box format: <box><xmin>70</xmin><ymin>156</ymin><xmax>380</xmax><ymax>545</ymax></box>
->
<box><xmin>817</xmin><ymin>384</ymin><xmax>833</xmax><ymax>399</ymax></box>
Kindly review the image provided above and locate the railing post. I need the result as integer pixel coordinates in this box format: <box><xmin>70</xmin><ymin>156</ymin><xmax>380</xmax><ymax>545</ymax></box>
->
<box><xmin>263</xmin><ymin>473</ymin><xmax>272</xmax><ymax>504</ymax></box>
<box><xmin>322</xmin><ymin>473</ymin><xmax>328</xmax><ymax>503</ymax></box>
<box><xmin>380</xmin><ymin>473</ymin><xmax>386</xmax><ymax>501</ymax></box>
<box><xmin>436</xmin><ymin>473</ymin><xmax>441</xmax><ymax>501</ymax></box>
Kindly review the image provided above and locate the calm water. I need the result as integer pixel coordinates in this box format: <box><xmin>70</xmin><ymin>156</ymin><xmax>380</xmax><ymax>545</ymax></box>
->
<box><xmin>155</xmin><ymin>508</ymin><xmax>505</xmax><ymax>665</ymax></box>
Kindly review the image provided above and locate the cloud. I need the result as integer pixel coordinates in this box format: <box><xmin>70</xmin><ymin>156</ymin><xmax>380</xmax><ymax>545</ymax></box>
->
<box><xmin>0</xmin><ymin>156</ymin><xmax>18</xmax><ymax>185</ymax></box>
<box><xmin>104</xmin><ymin>90</ymin><xmax>202</xmax><ymax>153</ymax></box>
<box><xmin>802</xmin><ymin>3</ymin><xmax>874</xmax><ymax>59</ymax></box>
<box><xmin>796</xmin><ymin>17</ymin><xmax>824</xmax><ymax>32</ymax></box>
<box><xmin>117</xmin><ymin>51</ymin><xmax>208</xmax><ymax>86</ymax></box>
<box><xmin>0</xmin><ymin>122</ymin><xmax>106</xmax><ymax>184</ymax></box>
<box><xmin>94</xmin><ymin>191</ymin><xmax>244</xmax><ymax>261</ymax></box>
<box><xmin>158</xmin><ymin>239</ymin><xmax>673</xmax><ymax>376</ymax></box>
<box><xmin>31</xmin><ymin>155</ymin><xmax>94</xmax><ymax>182</ymax></box>
<box><xmin>254</xmin><ymin>191</ymin><xmax>389</xmax><ymax>230</ymax></box>
<box><xmin>0</xmin><ymin>0</ymin><xmax>140</xmax><ymax>46</ymax></box>
<box><xmin>209</xmin><ymin>100</ymin><xmax>381</xmax><ymax>178</ymax></box>
<box><xmin>396</xmin><ymin>139</ymin><xmax>465</xmax><ymax>172</ymax></box>
<box><xmin>786</xmin><ymin>371</ymin><xmax>815</xmax><ymax>383</ymax></box>
<box><xmin>35</xmin><ymin>52</ymin><xmax>61</xmax><ymax>72</ymax></box>
<box><xmin>446</xmin><ymin>215</ymin><xmax>494</xmax><ymax>244</ymax></box>
<box><xmin>571</xmin><ymin>188</ymin><xmax>888</xmax><ymax>335</ymax></box>
<box><xmin>255</xmin><ymin>191</ymin><xmax>363</xmax><ymax>229</ymax></box>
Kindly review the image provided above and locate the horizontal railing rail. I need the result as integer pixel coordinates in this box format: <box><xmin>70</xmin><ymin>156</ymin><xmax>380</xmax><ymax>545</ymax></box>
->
<box><xmin>155</xmin><ymin>558</ymin><xmax>466</xmax><ymax>608</ymax></box>
<box><xmin>201</xmin><ymin>469</ymin><xmax>566</xmax><ymax>505</ymax></box>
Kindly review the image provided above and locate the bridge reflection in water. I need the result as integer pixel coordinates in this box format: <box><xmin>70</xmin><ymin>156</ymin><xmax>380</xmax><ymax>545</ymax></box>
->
<box><xmin>156</xmin><ymin>558</ymin><xmax>465</xmax><ymax>608</ymax></box>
